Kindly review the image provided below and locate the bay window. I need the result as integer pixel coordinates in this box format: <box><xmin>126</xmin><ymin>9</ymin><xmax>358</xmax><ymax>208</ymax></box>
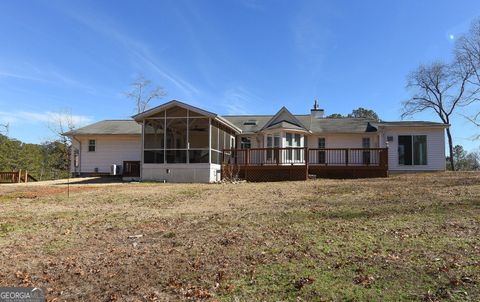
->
<box><xmin>266</xmin><ymin>133</ymin><xmax>280</xmax><ymax>161</ymax></box>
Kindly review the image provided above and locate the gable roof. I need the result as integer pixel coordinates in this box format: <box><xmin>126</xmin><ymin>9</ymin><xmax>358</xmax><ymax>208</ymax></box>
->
<box><xmin>132</xmin><ymin>100</ymin><xmax>242</xmax><ymax>133</ymax></box>
<box><xmin>260</xmin><ymin>107</ymin><xmax>309</xmax><ymax>132</ymax></box>
<box><xmin>132</xmin><ymin>100</ymin><xmax>216</xmax><ymax>120</ymax></box>
<box><xmin>64</xmin><ymin>120</ymin><xmax>141</xmax><ymax>136</ymax></box>
<box><xmin>265</xmin><ymin>121</ymin><xmax>307</xmax><ymax>131</ymax></box>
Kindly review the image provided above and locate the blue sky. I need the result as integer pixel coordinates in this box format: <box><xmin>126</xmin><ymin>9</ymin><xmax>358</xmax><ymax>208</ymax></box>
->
<box><xmin>0</xmin><ymin>0</ymin><xmax>479</xmax><ymax>150</ymax></box>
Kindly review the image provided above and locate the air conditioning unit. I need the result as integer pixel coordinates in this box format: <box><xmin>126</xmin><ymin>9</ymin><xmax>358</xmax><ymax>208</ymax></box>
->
<box><xmin>110</xmin><ymin>164</ymin><xmax>122</xmax><ymax>176</ymax></box>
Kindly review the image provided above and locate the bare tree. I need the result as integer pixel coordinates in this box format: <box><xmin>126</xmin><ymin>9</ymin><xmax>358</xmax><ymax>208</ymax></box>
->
<box><xmin>456</xmin><ymin>18</ymin><xmax>480</xmax><ymax>130</ymax></box>
<box><xmin>47</xmin><ymin>109</ymin><xmax>76</xmax><ymax>143</ymax></box>
<box><xmin>0</xmin><ymin>122</ymin><xmax>9</xmax><ymax>136</ymax></box>
<box><xmin>402</xmin><ymin>62</ymin><xmax>477</xmax><ymax>170</ymax></box>
<box><xmin>47</xmin><ymin>109</ymin><xmax>77</xmax><ymax>176</ymax></box>
<box><xmin>126</xmin><ymin>74</ymin><xmax>167</xmax><ymax>114</ymax></box>
<box><xmin>456</xmin><ymin>19</ymin><xmax>480</xmax><ymax>87</ymax></box>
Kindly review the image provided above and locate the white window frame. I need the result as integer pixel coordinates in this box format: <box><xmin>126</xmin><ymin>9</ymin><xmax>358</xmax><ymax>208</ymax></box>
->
<box><xmin>88</xmin><ymin>139</ymin><xmax>96</xmax><ymax>152</ymax></box>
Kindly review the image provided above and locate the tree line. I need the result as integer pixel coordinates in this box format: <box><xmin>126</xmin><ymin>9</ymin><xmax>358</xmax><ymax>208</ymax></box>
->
<box><xmin>0</xmin><ymin>134</ymin><xmax>70</xmax><ymax>180</ymax></box>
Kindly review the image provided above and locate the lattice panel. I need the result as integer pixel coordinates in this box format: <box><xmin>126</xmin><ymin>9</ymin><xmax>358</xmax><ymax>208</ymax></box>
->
<box><xmin>244</xmin><ymin>166</ymin><xmax>308</xmax><ymax>182</ymax></box>
<box><xmin>308</xmin><ymin>166</ymin><xmax>387</xmax><ymax>179</ymax></box>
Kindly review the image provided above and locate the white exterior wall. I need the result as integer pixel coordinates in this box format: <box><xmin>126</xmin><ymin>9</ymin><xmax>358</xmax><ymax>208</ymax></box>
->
<box><xmin>142</xmin><ymin>163</ymin><xmax>221</xmax><ymax>183</ymax></box>
<box><xmin>71</xmin><ymin>135</ymin><xmax>141</xmax><ymax>174</ymax></box>
<box><xmin>306</xmin><ymin>133</ymin><xmax>379</xmax><ymax>148</ymax></box>
<box><xmin>241</xmin><ymin>132</ymin><xmax>379</xmax><ymax>149</ymax></box>
<box><xmin>380</xmin><ymin>127</ymin><xmax>446</xmax><ymax>171</ymax></box>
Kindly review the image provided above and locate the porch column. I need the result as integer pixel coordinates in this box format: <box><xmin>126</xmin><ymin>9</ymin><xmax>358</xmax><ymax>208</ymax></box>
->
<box><xmin>208</xmin><ymin>118</ymin><xmax>212</xmax><ymax>164</ymax></box>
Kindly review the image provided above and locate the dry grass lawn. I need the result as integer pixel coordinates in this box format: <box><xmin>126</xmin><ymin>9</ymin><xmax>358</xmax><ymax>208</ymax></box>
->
<box><xmin>0</xmin><ymin>173</ymin><xmax>479</xmax><ymax>301</ymax></box>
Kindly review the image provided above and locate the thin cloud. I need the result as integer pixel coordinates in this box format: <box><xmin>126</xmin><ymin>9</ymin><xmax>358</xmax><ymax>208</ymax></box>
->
<box><xmin>222</xmin><ymin>87</ymin><xmax>264</xmax><ymax>115</ymax></box>
<box><xmin>0</xmin><ymin>64</ymin><xmax>97</xmax><ymax>94</ymax></box>
<box><xmin>62</xmin><ymin>8</ymin><xmax>200</xmax><ymax>97</ymax></box>
<box><xmin>0</xmin><ymin>111</ymin><xmax>92</xmax><ymax>127</ymax></box>
<box><xmin>0</xmin><ymin>70</ymin><xmax>45</xmax><ymax>82</ymax></box>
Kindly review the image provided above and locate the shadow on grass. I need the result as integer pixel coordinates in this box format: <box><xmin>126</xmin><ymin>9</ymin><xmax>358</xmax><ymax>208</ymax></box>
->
<box><xmin>55</xmin><ymin>177</ymin><xmax>124</xmax><ymax>185</ymax></box>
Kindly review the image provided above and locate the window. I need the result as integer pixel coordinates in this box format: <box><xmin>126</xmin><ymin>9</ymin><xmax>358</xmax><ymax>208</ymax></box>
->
<box><xmin>398</xmin><ymin>135</ymin><xmax>427</xmax><ymax>165</ymax></box>
<box><xmin>285</xmin><ymin>132</ymin><xmax>302</xmax><ymax>161</ymax></box>
<box><xmin>274</xmin><ymin>135</ymin><xmax>281</xmax><ymax>147</ymax></box>
<box><xmin>240</xmin><ymin>137</ymin><xmax>251</xmax><ymax>149</ymax></box>
<box><xmin>266</xmin><ymin>133</ymin><xmax>280</xmax><ymax>161</ymax></box>
<box><xmin>286</xmin><ymin>133</ymin><xmax>292</xmax><ymax>147</ymax></box>
<box><xmin>88</xmin><ymin>139</ymin><xmax>96</xmax><ymax>152</ymax></box>
<box><xmin>266</xmin><ymin>133</ymin><xmax>280</xmax><ymax>148</ymax></box>
<box><xmin>362</xmin><ymin>138</ymin><xmax>370</xmax><ymax>148</ymax></box>
<box><xmin>413</xmin><ymin>135</ymin><xmax>427</xmax><ymax>165</ymax></box>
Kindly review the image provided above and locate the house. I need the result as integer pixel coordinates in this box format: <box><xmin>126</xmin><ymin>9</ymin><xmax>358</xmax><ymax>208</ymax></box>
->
<box><xmin>65</xmin><ymin>100</ymin><xmax>448</xmax><ymax>182</ymax></box>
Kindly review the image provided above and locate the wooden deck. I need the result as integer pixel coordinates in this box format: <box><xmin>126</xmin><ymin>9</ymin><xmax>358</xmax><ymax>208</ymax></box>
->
<box><xmin>0</xmin><ymin>170</ymin><xmax>37</xmax><ymax>183</ymax></box>
<box><xmin>222</xmin><ymin>147</ymin><xmax>388</xmax><ymax>182</ymax></box>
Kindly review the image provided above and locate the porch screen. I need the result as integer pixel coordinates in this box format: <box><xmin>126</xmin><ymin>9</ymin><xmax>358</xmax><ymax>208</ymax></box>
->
<box><xmin>211</xmin><ymin>121</ymin><xmax>235</xmax><ymax>165</ymax></box>
<box><xmin>143</xmin><ymin>109</ymin><xmax>210</xmax><ymax>164</ymax></box>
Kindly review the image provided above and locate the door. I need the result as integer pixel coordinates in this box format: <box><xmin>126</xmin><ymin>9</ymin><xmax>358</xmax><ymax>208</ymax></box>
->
<box><xmin>266</xmin><ymin>134</ymin><xmax>280</xmax><ymax>163</ymax></box>
<box><xmin>123</xmin><ymin>161</ymin><xmax>140</xmax><ymax>177</ymax></box>
<box><xmin>286</xmin><ymin>133</ymin><xmax>303</xmax><ymax>163</ymax></box>
<box><xmin>362</xmin><ymin>138</ymin><xmax>371</xmax><ymax>165</ymax></box>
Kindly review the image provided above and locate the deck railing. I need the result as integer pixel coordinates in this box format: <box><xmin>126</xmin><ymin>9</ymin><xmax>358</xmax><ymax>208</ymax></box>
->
<box><xmin>222</xmin><ymin>147</ymin><xmax>388</xmax><ymax>167</ymax></box>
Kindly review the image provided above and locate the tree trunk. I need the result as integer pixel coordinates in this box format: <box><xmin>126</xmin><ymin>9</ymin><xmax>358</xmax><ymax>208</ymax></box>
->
<box><xmin>446</xmin><ymin>127</ymin><xmax>455</xmax><ymax>171</ymax></box>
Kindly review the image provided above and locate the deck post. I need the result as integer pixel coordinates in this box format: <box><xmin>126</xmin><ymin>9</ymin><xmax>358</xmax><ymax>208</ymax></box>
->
<box><xmin>275</xmin><ymin>148</ymin><xmax>280</xmax><ymax>165</ymax></box>
<box><xmin>304</xmin><ymin>147</ymin><xmax>309</xmax><ymax>180</ymax></box>
<box><xmin>24</xmin><ymin>170</ymin><xmax>28</xmax><ymax>184</ymax></box>
<box><xmin>380</xmin><ymin>148</ymin><xmax>388</xmax><ymax>169</ymax></box>
<box><xmin>18</xmin><ymin>170</ymin><xmax>21</xmax><ymax>183</ymax></box>
<box><xmin>345</xmin><ymin>149</ymin><xmax>349</xmax><ymax>166</ymax></box>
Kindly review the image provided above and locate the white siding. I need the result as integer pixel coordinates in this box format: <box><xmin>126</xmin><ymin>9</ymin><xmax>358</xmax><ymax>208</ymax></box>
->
<box><xmin>71</xmin><ymin>135</ymin><xmax>141</xmax><ymax>174</ymax></box>
<box><xmin>381</xmin><ymin>127</ymin><xmax>446</xmax><ymax>171</ymax></box>
<box><xmin>306</xmin><ymin>133</ymin><xmax>379</xmax><ymax>149</ymax></box>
